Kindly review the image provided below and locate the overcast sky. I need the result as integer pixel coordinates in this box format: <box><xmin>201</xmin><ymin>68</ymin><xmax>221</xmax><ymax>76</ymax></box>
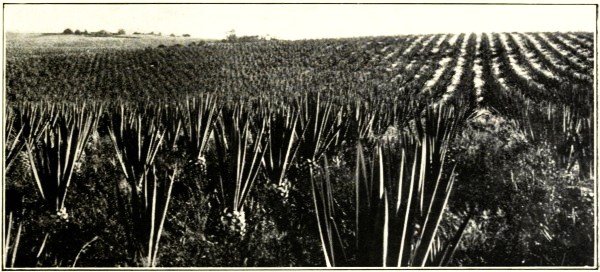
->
<box><xmin>4</xmin><ymin>4</ymin><xmax>597</xmax><ymax>39</ymax></box>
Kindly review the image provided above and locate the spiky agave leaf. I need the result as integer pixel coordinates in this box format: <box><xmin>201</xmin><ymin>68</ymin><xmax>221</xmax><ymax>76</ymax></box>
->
<box><xmin>145</xmin><ymin>165</ymin><xmax>176</xmax><ymax>267</ymax></box>
<box><xmin>3</xmin><ymin>211</ymin><xmax>23</xmax><ymax>268</ymax></box>
<box><xmin>309</xmin><ymin>157</ymin><xmax>346</xmax><ymax>267</ymax></box>
<box><xmin>433</xmin><ymin>208</ymin><xmax>476</xmax><ymax>266</ymax></box>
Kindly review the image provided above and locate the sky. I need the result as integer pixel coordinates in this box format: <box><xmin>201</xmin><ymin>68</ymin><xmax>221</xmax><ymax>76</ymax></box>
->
<box><xmin>3</xmin><ymin>4</ymin><xmax>597</xmax><ymax>40</ymax></box>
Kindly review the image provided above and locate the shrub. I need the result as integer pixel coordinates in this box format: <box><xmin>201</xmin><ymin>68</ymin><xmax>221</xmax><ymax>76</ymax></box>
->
<box><xmin>448</xmin><ymin>109</ymin><xmax>593</xmax><ymax>266</ymax></box>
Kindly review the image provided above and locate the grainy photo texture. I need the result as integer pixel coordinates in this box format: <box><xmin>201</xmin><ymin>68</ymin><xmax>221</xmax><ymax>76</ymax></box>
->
<box><xmin>2</xmin><ymin>3</ymin><xmax>597</xmax><ymax>268</ymax></box>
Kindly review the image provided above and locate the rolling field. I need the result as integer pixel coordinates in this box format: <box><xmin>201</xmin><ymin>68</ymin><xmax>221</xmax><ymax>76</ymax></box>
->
<box><xmin>4</xmin><ymin>32</ymin><xmax>595</xmax><ymax>267</ymax></box>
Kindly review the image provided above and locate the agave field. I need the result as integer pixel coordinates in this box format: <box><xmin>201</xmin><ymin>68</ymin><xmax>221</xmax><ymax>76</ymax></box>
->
<box><xmin>3</xmin><ymin>32</ymin><xmax>595</xmax><ymax>267</ymax></box>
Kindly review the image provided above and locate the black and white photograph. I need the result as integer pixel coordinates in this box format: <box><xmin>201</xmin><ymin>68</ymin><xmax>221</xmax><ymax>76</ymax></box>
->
<box><xmin>2</xmin><ymin>1</ymin><xmax>597</xmax><ymax>268</ymax></box>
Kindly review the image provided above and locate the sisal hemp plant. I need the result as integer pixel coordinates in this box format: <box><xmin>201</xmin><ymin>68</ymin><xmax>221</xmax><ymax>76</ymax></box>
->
<box><xmin>6</xmin><ymin>102</ymin><xmax>54</xmax><ymax>172</ymax></box>
<box><xmin>311</xmin><ymin>104</ymin><xmax>467</xmax><ymax>267</ymax></box>
<box><xmin>261</xmin><ymin>102</ymin><xmax>301</xmax><ymax>198</ymax></box>
<box><xmin>4</xmin><ymin>211</ymin><xmax>23</xmax><ymax>268</ymax></box>
<box><xmin>25</xmin><ymin>102</ymin><xmax>102</xmax><ymax>214</ymax></box>
<box><xmin>345</xmin><ymin>100</ymin><xmax>378</xmax><ymax>142</ymax></box>
<box><xmin>160</xmin><ymin>102</ymin><xmax>183</xmax><ymax>152</ymax></box>
<box><xmin>5</xmin><ymin>106</ymin><xmax>24</xmax><ymax>172</ymax></box>
<box><xmin>181</xmin><ymin>94</ymin><xmax>219</xmax><ymax>168</ymax></box>
<box><xmin>108</xmin><ymin>103</ymin><xmax>176</xmax><ymax>267</ymax></box>
<box><xmin>213</xmin><ymin>101</ymin><xmax>268</xmax><ymax>236</ymax></box>
<box><xmin>309</xmin><ymin>158</ymin><xmax>346</xmax><ymax>267</ymax></box>
<box><xmin>296</xmin><ymin>92</ymin><xmax>346</xmax><ymax>165</ymax></box>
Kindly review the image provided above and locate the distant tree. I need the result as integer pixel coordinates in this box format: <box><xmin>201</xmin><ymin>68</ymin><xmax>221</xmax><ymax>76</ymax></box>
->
<box><xmin>133</xmin><ymin>32</ymin><xmax>141</xmax><ymax>35</ymax></box>
<box><xmin>63</xmin><ymin>28</ymin><xmax>73</xmax><ymax>34</ymax></box>
<box><xmin>95</xmin><ymin>30</ymin><xmax>109</xmax><ymax>36</ymax></box>
<box><xmin>170</xmin><ymin>33</ymin><xmax>176</xmax><ymax>37</ymax></box>
<box><xmin>183</xmin><ymin>34</ymin><xmax>191</xmax><ymax>37</ymax></box>
<box><xmin>83</xmin><ymin>30</ymin><xmax>88</xmax><ymax>35</ymax></box>
<box><xmin>74</xmin><ymin>29</ymin><xmax>81</xmax><ymax>35</ymax></box>
<box><xmin>226</xmin><ymin>29</ymin><xmax>237</xmax><ymax>42</ymax></box>
<box><xmin>117</xmin><ymin>29</ymin><xmax>126</xmax><ymax>35</ymax></box>
<box><xmin>238</xmin><ymin>35</ymin><xmax>263</xmax><ymax>42</ymax></box>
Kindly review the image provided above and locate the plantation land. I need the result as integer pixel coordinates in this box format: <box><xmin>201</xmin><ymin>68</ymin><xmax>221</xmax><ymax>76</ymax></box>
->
<box><xmin>6</xmin><ymin>32</ymin><xmax>209</xmax><ymax>49</ymax></box>
<box><xmin>3</xmin><ymin>32</ymin><xmax>595</xmax><ymax>267</ymax></box>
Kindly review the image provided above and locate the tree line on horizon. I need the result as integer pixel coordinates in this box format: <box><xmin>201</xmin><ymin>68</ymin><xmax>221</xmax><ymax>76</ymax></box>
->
<box><xmin>62</xmin><ymin>28</ymin><xmax>191</xmax><ymax>37</ymax></box>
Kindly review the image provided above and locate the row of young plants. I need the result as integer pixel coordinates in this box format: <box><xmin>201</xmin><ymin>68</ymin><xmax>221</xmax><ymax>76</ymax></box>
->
<box><xmin>9</xmin><ymin>33</ymin><xmax>591</xmax><ymax>104</ymax></box>
<box><xmin>6</xmin><ymin>91</ymin><xmax>474</xmax><ymax>267</ymax></box>
<box><xmin>521</xmin><ymin>33</ymin><xmax>593</xmax><ymax>83</ymax></box>
<box><xmin>12</xmin><ymin>39</ymin><xmax>405</xmax><ymax>101</ymax></box>
<box><xmin>548</xmin><ymin>33</ymin><xmax>594</xmax><ymax>68</ymax></box>
<box><xmin>506</xmin><ymin>33</ymin><xmax>590</xmax><ymax>107</ymax></box>
<box><xmin>7</xmin><ymin>37</ymin><xmax>411</xmax><ymax>101</ymax></box>
<box><xmin>555</xmin><ymin>34</ymin><xmax>594</xmax><ymax>62</ymax></box>
<box><xmin>480</xmin><ymin>32</ymin><xmax>592</xmax><ymax>178</ymax></box>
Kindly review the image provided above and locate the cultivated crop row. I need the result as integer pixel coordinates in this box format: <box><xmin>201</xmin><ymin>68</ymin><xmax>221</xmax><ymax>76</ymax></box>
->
<box><xmin>5</xmin><ymin>88</ymin><xmax>472</xmax><ymax>266</ymax></box>
<box><xmin>479</xmin><ymin>32</ymin><xmax>592</xmax><ymax>177</ymax></box>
